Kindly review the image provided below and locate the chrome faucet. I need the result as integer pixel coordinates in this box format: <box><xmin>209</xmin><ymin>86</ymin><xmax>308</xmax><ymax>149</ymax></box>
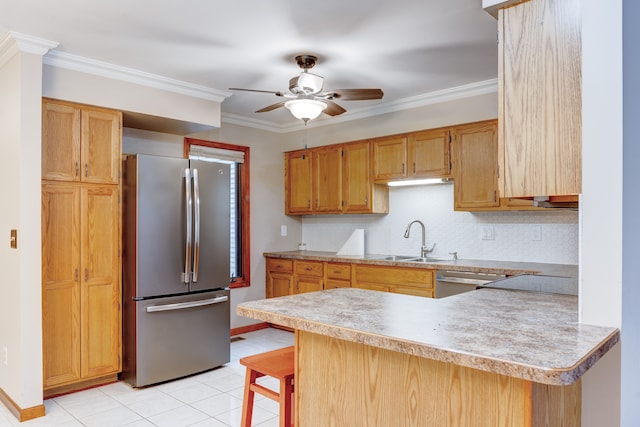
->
<box><xmin>404</xmin><ymin>220</ymin><xmax>436</xmax><ymax>258</ymax></box>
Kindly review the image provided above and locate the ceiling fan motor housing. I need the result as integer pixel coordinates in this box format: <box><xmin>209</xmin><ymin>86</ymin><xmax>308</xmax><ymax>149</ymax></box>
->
<box><xmin>289</xmin><ymin>72</ymin><xmax>324</xmax><ymax>95</ymax></box>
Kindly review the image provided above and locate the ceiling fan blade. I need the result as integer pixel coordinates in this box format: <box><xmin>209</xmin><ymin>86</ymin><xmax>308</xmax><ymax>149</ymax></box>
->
<box><xmin>229</xmin><ymin>88</ymin><xmax>284</xmax><ymax>97</ymax></box>
<box><xmin>324</xmin><ymin>88</ymin><xmax>384</xmax><ymax>101</ymax></box>
<box><xmin>323</xmin><ymin>100</ymin><xmax>347</xmax><ymax>116</ymax></box>
<box><xmin>255</xmin><ymin>101</ymin><xmax>287</xmax><ymax>113</ymax></box>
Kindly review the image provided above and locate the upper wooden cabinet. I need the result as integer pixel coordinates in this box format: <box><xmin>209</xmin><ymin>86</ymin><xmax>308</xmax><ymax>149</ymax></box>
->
<box><xmin>343</xmin><ymin>141</ymin><xmax>388</xmax><ymax>214</ymax></box>
<box><xmin>453</xmin><ymin>121</ymin><xmax>500</xmax><ymax>210</ymax></box>
<box><xmin>314</xmin><ymin>145</ymin><xmax>343</xmax><ymax>213</ymax></box>
<box><xmin>42</xmin><ymin>99</ymin><xmax>122</xmax><ymax>185</ymax></box>
<box><xmin>372</xmin><ymin>129</ymin><xmax>451</xmax><ymax>183</ymax></box>
<box><xmin>285</xmin><ymin>141</ymin><xmax>388</xmax><ymax>215</ymax></box>
<box><xmin>285</xmin><ymin>149</ymin><xmax>313</xmax><ymax>214</ymax></box>
<box><xmin>498</xmin><ymin>0</ymin><xmax>581</xmax><ymax>197</ymax></box>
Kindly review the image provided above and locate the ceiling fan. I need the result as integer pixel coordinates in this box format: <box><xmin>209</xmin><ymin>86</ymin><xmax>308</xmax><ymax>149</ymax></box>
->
<box><xmin>229</xmin><ymin>55</ymin><xmax>384</xmax><ymax>122</ymax></box>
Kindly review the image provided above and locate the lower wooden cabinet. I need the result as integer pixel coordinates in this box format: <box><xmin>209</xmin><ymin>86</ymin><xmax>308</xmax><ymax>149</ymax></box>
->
<box><xmin>353</xmin><ymin>264</ymin><xmax>435</xmax><ymax>298</ymax></box>
<box><xmin>42</xmin><ymin>182</ymin><xmax>121</xmax><ymax>395</ymax></box>
<box><xmin>266</xmin><ymin>257</ymin><xmax>434</xmax><ymax>300</ymax></box>
<box><xmin>293</xmin><ymin>260</ymin><xmax>324</xmax><ymax>294</ymax></box>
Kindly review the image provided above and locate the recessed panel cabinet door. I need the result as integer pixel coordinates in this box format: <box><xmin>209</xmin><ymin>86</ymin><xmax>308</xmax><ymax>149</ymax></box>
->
<box><xmin>343</xmin><ymin>141</ymin><xmax>372</xmax><ymax>213</ymax></box>
<box><xmin>81</xmin><ymin>185</ymin><xmax>121</xmax><ymax>378</ymax></box>
<box><xmin>42</xmin><ymin>183</ymin><xmax>82</xmax><ymax>387</ymax></box>
<box><xmin>314</xmin><ymin>146</ymin><xmax>343</xmax><ymax>213</ymax></box>
<box><xmin>42</xmin><ymin>101</ymin><xmax>81</xmax><ymax>182</ymax></box>
<box><xmin>453</xmin><ymin>122</ymin><xmax>500</xmax><ymax>210</ymax></box>
<box><xmin>408</xmin><ymin>129</ymin><xmax>451</xmax><ymax>178</ymax></box>
<box><xmin>285</xmin><ymin>150</ymin><xmax>313</xmax><ymax>214</ymax></box>
<box><xmin>81</xmin><ymin>108</ymin><xmax>122</xmax><ymax>185</ymax></box>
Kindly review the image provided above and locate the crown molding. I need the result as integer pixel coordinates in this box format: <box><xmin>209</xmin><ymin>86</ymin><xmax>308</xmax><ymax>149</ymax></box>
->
<box><xmin>0</xmin><ymin>31</ymin><xmax>59</xmax><ymax>68</ymax></box>
<box><xmin>222</xmin><ymin>78</ymin><xmax>499</xmax><ymax>133</ymax></box>
<box><xmin>43</xmin><ymin>50</ymin><xmax>232</xmax><ymax>103</ymax></box>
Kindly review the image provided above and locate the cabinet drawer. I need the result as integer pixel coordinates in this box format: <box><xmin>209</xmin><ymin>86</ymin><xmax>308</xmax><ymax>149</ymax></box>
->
<box><xmin>295</xmin><ymin>260</ymin><xmax>323</xmax><ymax>277</ymax></box>
<box><xmin>354</xmin><ymin>265</ymin><xmax>434</xmax><ymax>288</ymax></box>
<box><xmin>325</xmin><ymin>279</ymin><xmax>350</xmax><ymax>290</ymax></box>
<box><xmin>390</xmin><ymin>285</ymin><xmax>434</xmax><ymax>298</ymax></box>
<box><xmin>325</xmin><ymin>263</ymin><xmax>351</xmax><ymax>280</ymax></box>
<box><xmin>267</xmin><ymin>258</ymin><xmax>293</xmax><ymax>274</ymax></box>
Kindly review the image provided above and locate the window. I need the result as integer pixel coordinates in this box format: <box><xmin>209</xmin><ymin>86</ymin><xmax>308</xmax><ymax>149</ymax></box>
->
<box><xmin>184</xmin><ymin>138</ymin><xmax>250</xmax><ymax>288</ymax></box>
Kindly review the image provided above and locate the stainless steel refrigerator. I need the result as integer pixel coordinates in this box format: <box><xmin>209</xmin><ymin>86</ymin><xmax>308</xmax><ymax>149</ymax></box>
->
<box><xmin>121</xmin><ymin>154</ymin><xmax>231</xmax><ymax>387</ymax></box>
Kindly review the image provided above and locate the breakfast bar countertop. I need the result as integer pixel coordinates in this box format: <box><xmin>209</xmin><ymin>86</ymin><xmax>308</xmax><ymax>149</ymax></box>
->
<box><xmin>237</xmin><ymin>287</ymin><xmax>619</xmax><ymax>386</ymax></box>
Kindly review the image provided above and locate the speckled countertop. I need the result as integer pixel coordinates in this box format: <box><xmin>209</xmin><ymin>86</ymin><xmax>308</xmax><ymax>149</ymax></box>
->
<box><xmin>264</xmin><ymin>250</ymin><xmax>578</xmax><ymax>277</ymax></box>
<box><xmin>237</xmin><ymin>288</ymin><xmax>619</xmax><ymax>386</ymax></box>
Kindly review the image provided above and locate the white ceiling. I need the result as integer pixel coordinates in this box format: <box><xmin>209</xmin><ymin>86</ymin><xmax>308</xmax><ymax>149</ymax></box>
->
<box><xmin>0</xmin><ymin>0</ymin><xmax>499</xmax><ymax>129</ymax></box>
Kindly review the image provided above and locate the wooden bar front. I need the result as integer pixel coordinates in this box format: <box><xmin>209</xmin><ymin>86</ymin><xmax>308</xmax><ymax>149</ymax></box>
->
<box><xmin>295</xmin><ymin>330</ymin><xmax>580</xmax><ymax>427</ymax></box>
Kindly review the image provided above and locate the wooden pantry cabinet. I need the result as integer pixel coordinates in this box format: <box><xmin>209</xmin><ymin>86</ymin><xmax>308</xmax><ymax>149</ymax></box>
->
<box><xmin>372</xmin><ymin>128</ymin><xmax>451</xmax><ymax>183</ymax></box>
<box><xmin>41</xmin><ymin>99</ymin><xmax>122</xmax><ymax>396</ymax></box>
<box><xmin>498</xmin><ymin>0</ymin><xmax>581</xmax><ymax>197</ymax></box>
<box><xmin>285</xmin><ymin>141</ymin><xmax>388</xmax><ymax>215</ymax></box>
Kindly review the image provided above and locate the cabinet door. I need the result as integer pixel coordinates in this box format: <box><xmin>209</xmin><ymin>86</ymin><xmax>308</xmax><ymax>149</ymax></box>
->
<box><xmin>453</xmin><ymin>121</ymin><xmax>500</xmax><ymax>210</ymax></box>
<box><xmin>314</xmin><ymin>145</ymin><xmax>343</xmax><ymax>213</ymax></box>
<box><xmin>81</xmin><ymin>108</ymin><xmax>122</xmax><ymax>185</ymax></box>
<box><xmin>343</xmin><ymin>141</ymin><xmax>372</xmax><ymax>213</ymax></box>
<box><xmin>42</xmin><ymin>183</ymin><xmax>82</xmax><ymax>388</ymax></box>
<box><xmin>372</xmin><ymin>136</ymin><xmax>407</xmax><ymax>181</ymax></box>
<box><xmin>285</xmin><ymin>150</ymin><xmax>313</xmax><ymax>214</ymax></box>
<box><xmin>267</xmin><ymin>272</ymin><xmax>292</xmax><ymax>298</ymax></box>
<box><xmin>500</xmin><ymin>0</ymin><xmax>581</xmax><ymax>197</ymax></box>
<box><xmin>295</xmin><ymin>276</ymin><xmax>324</xmax><ymax>294</ymax></box>
<box><xmin>408</xmin><ymin>129</ymin><xmax>451</xmax><ymax>178</ymax></box>
<box><xmin>42</xmin><ymin>100</ymin><xmax>81</xmax><ymax>182</ymax></box>
<box><xmin>81</xmin><ymin>185</ymin><xmax>121</xmax><ymax>378</ymax></box>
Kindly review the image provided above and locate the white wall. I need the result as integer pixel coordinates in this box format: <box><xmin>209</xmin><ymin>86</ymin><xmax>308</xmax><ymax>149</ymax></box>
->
<box><xmin>0</xmin><ymin>49</ymin><xmax>44</xmax><ymax>409</ymax></box>
<box><xmin>580</xmin><ymin>0</ymin><xmax>623</xmax><ymax>425</ymax></box>
<box><xmin>622</xmin><ymin>0</ymin><xmax>640</xmax><ymax>424</ymax></box>
<box><xmin>302</xmin><ymin>184</ymin><xmax>578</xmax><ymax>264</ymax></box>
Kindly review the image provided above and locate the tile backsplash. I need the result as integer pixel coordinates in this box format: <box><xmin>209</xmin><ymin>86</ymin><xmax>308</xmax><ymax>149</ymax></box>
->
<box><xmin>301</xmin><ymin>183</ymin><xmax>578</xmax><ymax>264</ymax></box>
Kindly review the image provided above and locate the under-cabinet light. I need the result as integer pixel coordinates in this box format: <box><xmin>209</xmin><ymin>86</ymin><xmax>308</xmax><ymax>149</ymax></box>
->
<box><xmin>387</xmin><ymin>178</ymin><xmax>452</xmax><ymax>187</ymax></box>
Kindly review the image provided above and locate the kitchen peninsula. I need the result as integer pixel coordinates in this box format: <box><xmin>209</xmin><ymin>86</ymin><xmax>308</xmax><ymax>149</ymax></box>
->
<box><xmin>238</xmin><ymin>288</ymin><xmax>618</xmax><ymax>426</ymax></box>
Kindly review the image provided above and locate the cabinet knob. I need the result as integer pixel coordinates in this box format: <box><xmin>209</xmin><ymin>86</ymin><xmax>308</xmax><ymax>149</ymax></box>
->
<box><xmin>85</xmin><ymin>163</ymin><xmax>89</xmax><ymax>177</ymax></box>
<box><xmin>75</xmin><ymin>162</ymin><xmax>79</xmax><ymax>177</ymax></box>
<box><xmin>85</xmin><ymin>268</ymin><xmax>89</xmax><ymax>281</ymax></box>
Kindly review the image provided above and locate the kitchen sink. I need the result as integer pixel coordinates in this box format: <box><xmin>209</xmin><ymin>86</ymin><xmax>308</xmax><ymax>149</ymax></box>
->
<box><xmin>405</xmin><ymin>257</ymin><xmax>448</xmax><ymax>263</ymax></box>
<box><xmin>366</xmin><ymin>255</ymin><xmax>419</xmax><ymax>261</ymax></box>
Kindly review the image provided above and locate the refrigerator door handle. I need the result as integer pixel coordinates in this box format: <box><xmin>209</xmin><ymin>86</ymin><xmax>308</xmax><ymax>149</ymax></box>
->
<box><xmin>192</xmin><ymin>168</ymin><xmax>200</xmax><ymax>282</ymax></box>
<box><xmin>145</xmin><ymin>296</ymin><xmax>229</xmax><ymax>312</ymax></box>
<box><xmin>183</xmin><ymin>168</ymin><xmax>192</xmax><ymax>284</ymax></box>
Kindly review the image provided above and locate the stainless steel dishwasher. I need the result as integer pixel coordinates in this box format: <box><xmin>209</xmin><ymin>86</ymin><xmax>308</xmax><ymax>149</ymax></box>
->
<box><xmin>436</xmin><ymin>270</ymin><xmax>506</xmax><ymax>298</ymax></box>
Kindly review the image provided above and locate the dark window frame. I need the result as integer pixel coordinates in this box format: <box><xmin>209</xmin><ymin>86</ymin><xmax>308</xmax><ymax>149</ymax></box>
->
<box><xmin>184</xmin><ymin>137</ymin><xmax>251</xmax><ymax>289</ymax></box>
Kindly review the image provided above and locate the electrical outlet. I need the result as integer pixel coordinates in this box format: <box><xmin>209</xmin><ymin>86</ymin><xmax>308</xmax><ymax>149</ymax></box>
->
<box><xmin>280</xmin><ymin>225</ymin><xmax>287</xmax><ymax>237</ymax></box>
<box><xmin>531</xmin><ymin>225</ymin><xmax>542</xmax><ymax>241</ymax></box>
<box><xmin>2</xmin><ymin>346</ymin><xmax>7</xmax><ymax>365</ymax></box>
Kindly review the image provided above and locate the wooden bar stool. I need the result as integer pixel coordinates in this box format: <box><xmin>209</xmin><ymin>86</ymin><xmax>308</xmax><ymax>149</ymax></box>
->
<box><xmin>240</xmin><ymin>346</ymin><xmax>295</xmax><ymax>427</ymax></box>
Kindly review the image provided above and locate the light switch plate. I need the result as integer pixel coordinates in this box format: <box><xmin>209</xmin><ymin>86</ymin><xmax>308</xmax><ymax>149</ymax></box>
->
<box><xmin>531</xmin><ymin>225</ymin><xmax>542</xmax><ymax>241</ymax></box>
<box><xmin>481</xmin><ymin>226</ymin><xmax>495</xmax><ymax>240</ymax></box>
<box><xmin>10</xmin><ymin>229</ymin><xmax>17</xmax><ymax>249</ymax></box>
<box><xmin>280</xmin><ymin>225</ymin><xmax>287</xmax><ymax>237</ymax></box>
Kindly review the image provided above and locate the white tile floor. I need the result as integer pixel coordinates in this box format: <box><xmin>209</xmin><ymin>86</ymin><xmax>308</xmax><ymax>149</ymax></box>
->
<box><xmin>0</xmin><ymin>328</ymin><xmax>294</xmax><ymax>427</ymax></box>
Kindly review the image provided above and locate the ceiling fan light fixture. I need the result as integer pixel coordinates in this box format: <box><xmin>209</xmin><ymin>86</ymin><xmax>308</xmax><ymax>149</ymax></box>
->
<box><xmin>285</xmin><ymin>99</ymin><xmax>327</xmax><ymax>121</ymax></box>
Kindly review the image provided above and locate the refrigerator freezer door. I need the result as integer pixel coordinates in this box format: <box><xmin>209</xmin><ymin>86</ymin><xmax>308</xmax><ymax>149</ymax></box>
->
<box><xmin>128</xmin><ymin>290</ymin><xmax>230</xmax><ymax>387</ymax></box>
<box><xmin>189</xmin><ymin>159</ymin><xmax>230</xmax><ymax>293</ymax></box>
<box><xmin>127</xmin><ymin>155</ymin><xmax>191</xmax><ymax>298</ymax></box>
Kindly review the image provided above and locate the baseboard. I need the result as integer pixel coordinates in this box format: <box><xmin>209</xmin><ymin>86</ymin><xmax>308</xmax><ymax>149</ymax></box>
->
<box><xmin>0</xmin><ymin>386</ymin><xmax>45</xmax><ymax>422</ymax></box>
<box><xmin>43</xmin><ymin>374</ymin><xmax>118</xmax><ymax>399</ymax></box>
<box><xmin>230</xmin><ymin>322</ymin><xmax>269</xmax><ymax>336</ymax></box>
